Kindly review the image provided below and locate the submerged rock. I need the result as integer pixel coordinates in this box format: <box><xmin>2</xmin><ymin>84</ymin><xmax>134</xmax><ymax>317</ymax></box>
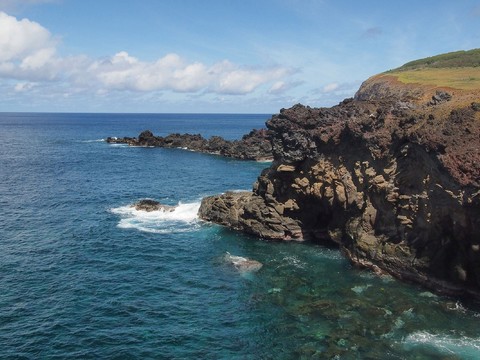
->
<box><xmin>224</xmin><ymin>252</ymin><xmax>263</xmax><ymax>272</ymax></box>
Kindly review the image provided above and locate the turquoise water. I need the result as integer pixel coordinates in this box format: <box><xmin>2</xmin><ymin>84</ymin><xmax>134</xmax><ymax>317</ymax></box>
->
<box><xmin>1</xmin><ymin>113</ymin><xmax>480</xmax><ymax>359</ymax></box>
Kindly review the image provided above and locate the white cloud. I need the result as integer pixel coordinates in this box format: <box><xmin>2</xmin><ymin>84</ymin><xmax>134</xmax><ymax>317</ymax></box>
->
<box><xmin>269</xmin><ymin>81</ymin><xmax>287</xmax><ymax>94</ymax></box>
<box><xmin>14</xmin><ymin>81</ymin><xmax>35</xmax><ymax>92</ymax></box>
<box><xmin>0</xmin><ymin>11</ymin><xmax>296</xmax><ymax>108</ymax></box>
<box><xmin>212</xmin><ymin>61</ymin><xmax>290</xmax><ymax>95</ymax></box>
<box><xmin>20</xmin><ymin>47</ymin><xmax>56</xmax><ymax>69</ymax></box>
<box><xmin>86</xmin><ymin>52</ymin><xmax>291</xmax><ymax>95</ymax></box>
<box><xmin>268</xmin><ymin>80</ymin><xmax>303</xmax><ymax>94</ymax></box>
<box><xmin>0</xmin><ymin>11</ymin><xmax>61</xmax><ymax>80</ymax></box>
<box><xmin>87</xmin><ymin>52</ymin><xmax>204</xmax><ymax>92</ymax></box>
<box><xmin>111</xmin><ymin>51</ymin><xmax>138</xmax><ymax>65</ymax></box>
<box><xmin>0</xmin><ymin>11</ymin><xmax>55</xmax><ymax>62</ymax></box>
<box><xmin>322</xmin><ymin>82</ymin><xmax>339</xmax><ymax>93</ymax></box>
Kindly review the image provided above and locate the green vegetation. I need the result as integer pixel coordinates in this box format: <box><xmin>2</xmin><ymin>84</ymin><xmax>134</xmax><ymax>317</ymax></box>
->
<box><xmin>384</xmin><ymin>67</ymin><xmax>480</xmax><ymax>90</ymax></box>
<box><xmin>391</xmin><ymin>48</ymin><xmax>480</xmax><ymax>71</ymax></box>
<box><xmin>381</xmin><ymin>49</ymin><xmax>480</xmax><ymax>90</ymax></box>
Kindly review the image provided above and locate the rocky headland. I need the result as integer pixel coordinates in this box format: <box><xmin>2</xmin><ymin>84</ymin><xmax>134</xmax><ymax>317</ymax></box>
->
<box><xmin>106</xmin><ymin>128</ymin><xmax>273</xmax><ymax>161</ymax></box>
<box><xmin>199</xmin><ymin>49</ymin><xmax>480</xmax><ymax>300</ymax></box>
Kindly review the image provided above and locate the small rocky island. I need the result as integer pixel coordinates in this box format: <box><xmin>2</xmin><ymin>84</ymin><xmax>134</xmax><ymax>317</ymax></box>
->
<box><xmin>199</xmin><ymin>49</ymin><xmax>480</xmax><ymax>300</ymax></box>
<box><xmin>106</xmin><ymin>128</ymin><xmax>273</xmax><ymax>161</ymax></box>
<box><xmin>133</xmin><ymin>199</ymin><xmax>175</xmax><ymax>212</ymax></box>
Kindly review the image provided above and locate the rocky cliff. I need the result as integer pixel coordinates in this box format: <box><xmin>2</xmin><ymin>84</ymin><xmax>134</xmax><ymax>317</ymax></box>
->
<box><xmin>199</xmin><ymin>50</ymin><xmax>480</xmax><ymax>299</ymax></box>
<box><xmin>106</xmin><ymin>128</ymin><xmax>272</xmax><ymax>161</ymax></box>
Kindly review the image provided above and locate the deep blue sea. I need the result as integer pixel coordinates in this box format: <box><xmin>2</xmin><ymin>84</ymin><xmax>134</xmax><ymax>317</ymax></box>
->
<box><xmin>1</xmin><ymin>112</ymin><xmax>480</xmax><ymax>359</ymax></box>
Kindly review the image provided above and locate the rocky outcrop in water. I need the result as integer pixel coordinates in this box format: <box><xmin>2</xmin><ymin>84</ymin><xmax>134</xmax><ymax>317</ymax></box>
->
<box><xmin>133</xmin><ymin>199</ymin><xmax>175</xmax><ymax>212</ymax></box>
<box><xmin>223</xmin><ymin>252</ymin><xmax>263</xmax><ymax>272</ymax></box>
<box><xmin>106</xmin><ymin>128</ymin><xmax>273</xmax><ymax>161</ymax></box>
<box><xmin>199</xmin><ymin>74</ymin><xmax>480</xmax><ymax>299</ymax></box>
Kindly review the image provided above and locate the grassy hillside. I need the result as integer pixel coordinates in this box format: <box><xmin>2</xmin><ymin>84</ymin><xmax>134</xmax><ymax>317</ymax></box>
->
<box><xmin>384</xmin><ymin>49</ymin><xmax>480</xmax><ymax>90</ymax></box>
<box><xmin>386</xmin><ymin>67</ymin><xmax>480</xmax><ymax>90</ymax></box>
<box><xmin>393</xmin><ymin>49</ymin><xmax>480</xmax><ymax>70</ymax></box>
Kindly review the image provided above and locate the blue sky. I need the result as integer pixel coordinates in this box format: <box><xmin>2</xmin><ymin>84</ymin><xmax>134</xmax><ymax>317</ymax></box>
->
<box><xmin>0</xmin><ymin>0</ymin><xmax>479</xmax><ymax>113</ymax></box>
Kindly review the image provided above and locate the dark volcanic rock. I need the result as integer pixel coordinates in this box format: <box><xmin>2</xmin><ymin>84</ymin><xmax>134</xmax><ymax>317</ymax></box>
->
<box><xmin>429</xmin><ymin>90</ymin><xmax>452</xmax><ymax>106</ymax></box>
<box><xmin>106</xmin><ymin>128</ymin><xmax>272</xmax><ymax>161</ymax></box>
<box><xmin>133</xmin><ymin>199</ymin><xmax>175</xmax><ymax>212</ymax></box>
<box><xmin>199</xmin><ymin>93</ymin><xmax>480</xmax><ymax>299</ymax></box>
<box><xmin>138</xmin><ymin>130</ymin><xmax>155</xmax><ymax>143</ymax></box>
<box><xmin>199</xmin><ymin>191</ymin><xmax>303</xmax><ymax>240</ymax></box>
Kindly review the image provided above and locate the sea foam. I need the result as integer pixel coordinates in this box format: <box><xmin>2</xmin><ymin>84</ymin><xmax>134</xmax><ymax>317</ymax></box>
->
<box><xmin>403</xmin><ymin>331</ymin><xmax>480</xmax><ymax>358</ymax></box>
<box><xmin>111</xmin><ymin>201</ymin><xmax>201</xmax><ymax>233</ymax></box>
<box><xmin>81</xmin><ymin>139</ymin><xmax>105</xmax><ymax>143</ymax></box>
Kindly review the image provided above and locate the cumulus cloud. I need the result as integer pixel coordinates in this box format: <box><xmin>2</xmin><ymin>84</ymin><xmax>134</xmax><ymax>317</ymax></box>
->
<box><xmin>86</xmin><ymin>54</ymin><xmax>292</xmax><ymax>95</ymax></box>
<box><xmin>0</xmin><ymin>11</ymin><xmax>296</xmax><ymax>108</ymax></box>
<box><xmin>0</xmin><ymin>12</ymin><xmax>55</xmax><ymax>62</ymax></box>
<box><xmin>88</xmin><ymin>52</ymin><xmax>210</xmax><ymax>92</ymax></box>
<box><xmin>211</xmin><ymin>60</ymin><xmax>291</xmax><ymax>95</ymax></box>
<box><xmin>0</xmin><ymin>11</ymin><xmax>61</xmax><ymax>80</ymax></box>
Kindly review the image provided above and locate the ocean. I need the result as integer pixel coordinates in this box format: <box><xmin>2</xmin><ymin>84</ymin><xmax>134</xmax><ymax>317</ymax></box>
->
<box><xmin>1</xmin><ymin>112</ymin><xmax>479</xmax><ymax>359</ymax></box>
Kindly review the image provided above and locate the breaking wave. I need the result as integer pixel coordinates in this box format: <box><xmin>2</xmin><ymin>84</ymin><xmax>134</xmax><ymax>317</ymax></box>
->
<box><xmin>403</xmin><ymin>331</ymin><xmax>480</xmax><ymax>358</ymax></box>
<box><xmin>111</xmin><ymin>201</ymin><xmax>201</xmax><ymax>233</ymax></box>
<box><xmin>80</xmin><ymin>139</ymin><xmax>105</xmax><ymax>143</ymax></box>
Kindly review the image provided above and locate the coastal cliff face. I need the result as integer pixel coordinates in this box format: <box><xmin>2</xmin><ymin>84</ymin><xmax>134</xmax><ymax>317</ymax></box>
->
<box><xmin>199</xmin><ymin>58</ymin><xmax>480</xmax><ymax>299</ymax></box>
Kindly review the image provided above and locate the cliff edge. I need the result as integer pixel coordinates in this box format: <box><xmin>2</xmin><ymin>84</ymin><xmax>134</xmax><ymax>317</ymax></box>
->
<box><xmin>199</xmin><ymin>49</ymin><xmax>480</xmax><ymax>299</ymax></box>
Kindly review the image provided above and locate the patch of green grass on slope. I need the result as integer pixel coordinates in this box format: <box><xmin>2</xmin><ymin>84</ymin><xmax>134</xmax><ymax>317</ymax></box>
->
<box><xmin>380</xmin><ymin>49</ymin><xmax>480</xmax><ymax>90</ymax></box>
<box><xmin>389</xmin><ymin>49</ymin><xmax>480</xmax><ymax>72</ymax></box>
